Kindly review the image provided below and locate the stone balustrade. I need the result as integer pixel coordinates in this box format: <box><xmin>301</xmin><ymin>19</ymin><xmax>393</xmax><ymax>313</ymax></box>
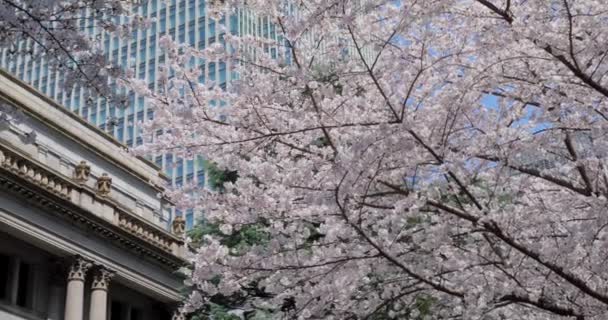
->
<box><xmin>0</xmin><ymin>144</ymin><xmax>184</xmax><ymax>264</ymax></box>
<box><xmin>0</xmin><ymin>149</ymin><xmax>72</xmax><ymax>200</ymax></box>
<box><xmin>118</xmin><ymin>211</ymin><xmax>174</xmax><ymax>253</ymax></box>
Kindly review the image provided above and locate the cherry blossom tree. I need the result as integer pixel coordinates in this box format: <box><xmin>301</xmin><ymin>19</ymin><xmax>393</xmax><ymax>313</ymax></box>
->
<box><xmin>133</xmin><ymin>0</ymin><xmax>608</xmax><ymax>319</ymax></box>
<box><xmin>0</xmin><ymin>0</ymin><xmax>146</xmax><ymax>106</ymax></box>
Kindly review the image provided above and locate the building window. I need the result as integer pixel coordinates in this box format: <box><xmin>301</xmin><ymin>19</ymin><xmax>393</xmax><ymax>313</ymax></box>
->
<box><xmin>110</xmin><ymin>300</ymin><xmax>142</xmax><ymax>320</ymax></box>
<box><xmin>130</xmin><ymin>307</ymin><xmax>142</xmax><ymax>320</ymax></box>
<box><xmin>16</xmin><ymin>261</ymin><xmax>33</xmax><ymax>308</ymax></box>
<box><xmin>0</xmin><ymin>253</ymin><xmax>10</xmax><ymax>301</ymax></box>
<box><xmin>110</xmin><ymin>301</ymin><xmax>124</xmax><ymax>320</ymax></box>
<box><xmin>0</xmin><ymin>253</ymin><xmax>37</xmax><ymax>312</ymax></box>
<box><xmin>185</xmin><ymin>210</ymin><xmax>194</xmax><ymax>230</ymax></box>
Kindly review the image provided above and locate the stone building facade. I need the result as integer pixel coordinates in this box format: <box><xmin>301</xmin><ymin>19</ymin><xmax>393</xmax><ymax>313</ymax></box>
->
<box><xmin>0</xmin><ymin>69</ymin><xmax>187</xmax><ymax>320</ymax></box>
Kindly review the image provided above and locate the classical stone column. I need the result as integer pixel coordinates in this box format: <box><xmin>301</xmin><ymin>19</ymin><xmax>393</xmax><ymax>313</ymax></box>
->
<box><xmin>64</xmin><ymin>256</ymin><xmax>93</xmax><ymax>320</ymax></box>
<box><xmin>88</xmin><ymin>267</ymin><xmax>115</xmax><ymax>320</ymax></box>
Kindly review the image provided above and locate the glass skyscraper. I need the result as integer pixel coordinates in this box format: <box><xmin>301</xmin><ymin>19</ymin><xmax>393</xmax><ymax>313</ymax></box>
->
<box><xmin>0</xmin><ymin>0</ymin><xmax>371</xmax><ymax>231</ymax></box>
<box><xmin>0</xmin><ymin>0</ymin><xmax>282</xmax><ymax>230</ymax></box>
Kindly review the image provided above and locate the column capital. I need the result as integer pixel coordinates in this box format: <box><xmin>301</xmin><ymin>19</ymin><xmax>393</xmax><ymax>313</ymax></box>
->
<box><xmin>65</xmin><ymin>256</ymin><xmax>91</xmax><ymax>320</ymax></box>
<box><xmin>91</xmin><ymin>267</ymin><xmax>116</xmax><ymax>291</ymax></box>
<box><xmin>67</xmin><ymin>255</ymin><xmax>93</xmax><ymax>281</ymax></box>
<box><xmin>172</xmin><ymin>309</ymin><xmax>186</xmax><ymax>320</ymax></box>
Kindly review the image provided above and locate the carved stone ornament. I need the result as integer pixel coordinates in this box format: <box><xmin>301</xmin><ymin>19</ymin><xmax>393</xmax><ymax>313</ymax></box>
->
<box><xmin>172</xmin><ymin>310</ymin><xmax>186</xmax><ymax>320</ymax></box>
<box><xmin>172</xmin><ymin>215</ymin><xmax>186</xmax><ymax>238</ymax></box>
<box><xmin>67</xmin><ymin>256</ymin><xmax>93</xmax><ymax>281</ymax></box>
<box><xmin>91</xmin><ymin>267</ymin><xmax>115</xmax><ymax>291</ymax></box>
<box><xmin>96</xmin><ymin>173</ymin><xmax>112</xmax><ymax>196</ymax></box>
<box><xmin>73</xmin><ymin>160</ymin><xmax>91</xmax><ymax>184</ymax></box>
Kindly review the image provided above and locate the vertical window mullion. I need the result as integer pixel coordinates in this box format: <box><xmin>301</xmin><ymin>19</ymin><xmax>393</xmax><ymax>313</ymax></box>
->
<box><xmin>9</xmin><ymin>257</ymin><xmax>20</xmax><ymax>305</ymax></box>
<box><xmin>126</xmin><ymin>304</ymin><xmax>132</xmax><ymax>320</ymax></box>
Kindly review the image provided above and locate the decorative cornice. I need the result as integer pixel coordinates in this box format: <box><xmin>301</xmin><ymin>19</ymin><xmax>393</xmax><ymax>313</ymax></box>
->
<box><xmin>0</xmin><ymin>70</ymin><xmax>170</xmax><ymax>187</ymax></box>
<box><xmin>118</xmin><ymin>213</ymin><xmax>174</xmax><ymax>252</ymax></box>
<box><xmin>0</xmin><ymin>210</ymin><xmax>184</xmax><ymax>302</ymax></box>
<box><xmin>0</xmin><ymin>149</ymin><xmax>71</xmax><ymax>200</ymax></box>
<box><xmin>0</xmin><ymin>144</ymin><xmax>186</xmax><ymax>269</ymax></box>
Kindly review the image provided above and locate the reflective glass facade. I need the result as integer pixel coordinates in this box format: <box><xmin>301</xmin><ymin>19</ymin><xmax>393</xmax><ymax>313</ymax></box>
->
<box><xmin>0</xmin><ymin>0</ymin><xmax>275</xmax><ymax>229</ymax></box>
<box><xmin>0</xmin><ymin>1</ymin><xmax>370</xmax><ymax>230</ymax></box>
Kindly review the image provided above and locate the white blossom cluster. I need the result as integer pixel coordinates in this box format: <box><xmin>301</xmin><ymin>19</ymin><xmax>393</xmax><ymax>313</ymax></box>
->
<box><xmin>0</xmin><ymin>0</ymin><xmax>149</xmax><ymax>106</ymax></box>
<box><xmin>124</xmin><ymin>0</ymin><xmax>608</xmax><ymax>319</ymax></box>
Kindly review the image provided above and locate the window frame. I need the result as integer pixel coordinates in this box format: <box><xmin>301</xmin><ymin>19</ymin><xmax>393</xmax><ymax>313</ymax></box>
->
<box><xmin>0</xmin><ymin>253</ymin><xmax>42</xmax><ymax>319</ymax></box>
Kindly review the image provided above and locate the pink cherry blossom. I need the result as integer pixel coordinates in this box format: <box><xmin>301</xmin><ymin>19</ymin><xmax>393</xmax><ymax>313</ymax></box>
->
<box><xmin>56</xmin><ymin>0</ymin><xmax>608</xmax><ymax>318</ymax></box>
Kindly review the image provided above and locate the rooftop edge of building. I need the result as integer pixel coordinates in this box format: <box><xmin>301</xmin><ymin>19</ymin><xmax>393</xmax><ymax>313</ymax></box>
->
<box><xmin>0</xmin><ymin>68</ymin><xmax>170</xmax><ymax>190</ymax></box>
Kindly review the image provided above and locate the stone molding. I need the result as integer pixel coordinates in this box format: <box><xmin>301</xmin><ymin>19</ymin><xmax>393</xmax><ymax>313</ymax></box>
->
<box><xmin>0</xmin><ymin>69</ymin><xmax>170</xmax><ymax>188</ymax></box>
<box><xmin>0</xmin><ymin>143</ymin><xmax>185</xmax><ymax>269</ymax></box>
<box><xmin>67</xmin><ymin>256</ymin><xmax>93</xmax><ymax>281</ymax></box>
<box><xmin>118</xmin><ymin>212</ymin><xmax>174</xmax><ymax>252</ymax></box>
<box><xmin>0</xmin><ymin>210</ymin><xmax>183</xmax><ymax>302</ymax></box>
<box><xmin>0</xmin><ymin>148</ymin><xmax>71</xmax><ymax>200</ymax></box>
